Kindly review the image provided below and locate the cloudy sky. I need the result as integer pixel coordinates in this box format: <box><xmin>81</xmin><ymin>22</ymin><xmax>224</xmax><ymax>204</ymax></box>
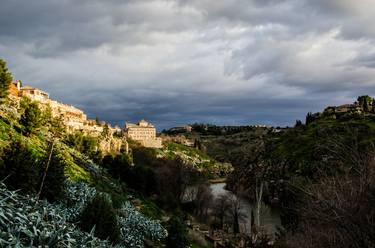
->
<box><xmin>1</xmin><ymin>0</ymin><xmax>375</xmax><ymax>129</ymax></box>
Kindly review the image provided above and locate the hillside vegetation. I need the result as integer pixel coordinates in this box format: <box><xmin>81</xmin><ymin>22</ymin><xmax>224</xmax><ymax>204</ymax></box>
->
<box><xmin>0</xmin><ymin>60</ymin><xmax>174</xmax><ymax>247</ymax></box>
<box><xmin>0</xmin><ymin>99</ymin><xmax>169</xmax><ymax>247</ymax></box>
<box><xmin>190</xmin><ymin>97</ymin><xmax>375</xmax><ymax>248</ymax></box>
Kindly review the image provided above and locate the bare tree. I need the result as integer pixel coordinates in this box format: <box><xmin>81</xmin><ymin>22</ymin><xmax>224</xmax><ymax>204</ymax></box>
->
<box><xmin>255</xmin><ymin>178</ymin><xmax>264</xmax><ymax>228</ymax></box>
<box><xmin>285</xmin><ymin>138</ymin><xmax>375</xmax><ymax>248</ymax></box>
<box><xmin>212</xmin><ymin>193</ymin><xmax>231</xmax><ymax>229</ymax></box>
<box><xmin>194</xmin><ymin>183</ymin><xmax>213</xmax><ymax>221</ymax></box>
<box><xmin>226</xmin><ymin>194</ymin><xmax>246</xmax><ymax>234</ymax></box>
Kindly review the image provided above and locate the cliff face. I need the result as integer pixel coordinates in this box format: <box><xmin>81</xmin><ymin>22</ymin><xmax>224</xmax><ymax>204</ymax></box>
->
<box><xmin>99</xmin><ymin>136</ymin><xmax>128</xmax><ymax>155</ymax></box>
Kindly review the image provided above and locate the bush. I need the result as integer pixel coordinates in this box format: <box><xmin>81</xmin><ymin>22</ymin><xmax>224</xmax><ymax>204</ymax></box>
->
<box><xmin>79</xmin><ymin>193</ymin><xmax>121</xmax><ymax>243</ymax></box>
<box><xmin>0</xmin><ymin>181</ymin><xmax>111</xmax><ymax>247</ymax></box>
<box><xmin>20</xmin><ymin>98</ymin><xmax>42</xmax><ymax>136</ymax></box>
<box><xmin>0</xmin><ymin>139</ymin><xmax>41</xmax><ymax>194</ymax></box>
<box><xmin>166</xmin><ymin>215</ymin><xmax>189</xmax><ymax>248</ymax></box>
<box><xmin>102</xmin><ymin>154</ymin><xmax>158</xmax><ymax>196</ymax></box>
<box><xmin>118</xmin><ymin>202</ymin><xmax>167</xmax><ymax>247</ymax></box>
<box><xmin>103</xmin><ymin>153</ymin><xmax>131</xmax><ymax>179</ymax></box>
<box><xmin>132</xmin><ymin>147</ymin><xmax>157</xmax><ymax>166</ymax></box>
<box><xmin>64</xmin><ymin>132</ymin><xmax>100</xmax><ymax>161</ymax></box>
<box><xmin>39</xmin><ymin>146</ymin><xmax>68</xmax><ymax>202</ymax></box>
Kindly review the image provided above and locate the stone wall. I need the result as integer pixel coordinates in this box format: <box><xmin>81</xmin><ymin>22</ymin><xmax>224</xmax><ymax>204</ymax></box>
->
<box><xmin>139</xmin><ymin>138</ymin><xmax>162</xmax><ymax>149</ymax></box>
<box><xmin>99</xmin><ymin>137</ymin><xmax>128</xmax><ymax>155</ymax></box>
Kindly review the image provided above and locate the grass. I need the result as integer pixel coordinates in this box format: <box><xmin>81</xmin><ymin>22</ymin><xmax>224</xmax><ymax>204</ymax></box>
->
<box><xmin>163</xmin><ymin>142</ymin><xmax>233</xmax><ymax>177</ymax></box>
<box><xmin>166</xmin><ymin>142</ymin><xmax>210</xmax><ymax>160</ymax></box>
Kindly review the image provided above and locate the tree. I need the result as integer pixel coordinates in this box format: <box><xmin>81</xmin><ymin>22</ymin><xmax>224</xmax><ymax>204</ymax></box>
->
<box><xmin>212</xmin><ymin>194</ymin><xmax>231</xmax><ymax>229</ymax></box>
<box><xmin>363</xmin><ymin>97</ymin><xmax>369</xmax><ymax>112</ymax></box>
<box><xmin>79</xmin><ymin>194</ymin><xmax>121</xmax><ymax>243</ymax></box>
<box><xmin>42</xmin><ymin>105</ymin><xmax>65</xmax><ymax>137</ymax></box>
<box><xmin>38</xmin><ymin>147</ymin><xmax>67</xmax><ymax>202</ymax></box>
<box><xmin>357</xmin><ymin>95</ymin><xmax>372</xmax><ymax>111</ymax></box>
<box><xmin>194</xmin><ymin>139</ymin><xmax>202</xmax><ymax>150</ymax></box>
<box><xmin>95</xmin><ymin>116</ymin><xmax>100</xmax><ymax>125</ymax></box>
<box><xmin>294</xmin><ymin>120</ymin><xmax>303</xmax><ymax>127</ymax></box>
<box><xmin>284</xmin><ymin>138</ymin><xmax>375</xmax><ymax>248</ymax></box>
<box><xmin>194</xmin><ymin>183</ymin><xmax>213</xmax><ymax>221</ymax></box>
<box><xmin>20</xmin><ymin>98</ymin><xmax>42</xmax><ymax>136</ymax></box>
<box><xmin>0</xmin><ymin>139</ymin><xmax>41</xmax><ymax>194</ymax></box>
<box><xmin>101</xmin><ymin>123</ymin><xmax>110</xmax><ymax>138</ymax></box>
<box><xmin>305</xmin><ymin>112</ymin><xmax>314</xmax><ymax>126</ymax></box>
<box><xmin>226</xmin><ymin>195</ymin><xmax>245</xmax><ymax>234</ymax></box>
<box><xmin>65</xmin><ymin>132</ymin><xmax>99</xmax><ymax>160</ymax></box>
<box><xmin>255</xmin><ymin>179</ymin><xmax>264</xmax><ymax>228</ymax></box>
<box><xmin>0</xmin><ymin>59</ymin><xmax>13</xmax><ymax>100</ymax></box>
<box><xmin>166</xmin><ymin>215</ymin><xmax>189</xmax><ymax>248</ymax></box>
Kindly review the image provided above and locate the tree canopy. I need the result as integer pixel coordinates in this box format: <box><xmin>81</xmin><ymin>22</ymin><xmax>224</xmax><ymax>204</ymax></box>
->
<box><xmin>0</xmin><ymin>59</ymin><xmax>13</xmax><ymax>100</ymax></box>
<box><xmin>20</xmin><ymin>97</ymin><xmax>42</xmax><ymax>136</ymax></box>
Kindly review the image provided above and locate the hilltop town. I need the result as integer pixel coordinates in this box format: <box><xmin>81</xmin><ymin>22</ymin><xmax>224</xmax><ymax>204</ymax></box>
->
<box><xmin>7</xmin><ymin>80</ymin><xmax>163</xmax><ymax>150</ymax></box>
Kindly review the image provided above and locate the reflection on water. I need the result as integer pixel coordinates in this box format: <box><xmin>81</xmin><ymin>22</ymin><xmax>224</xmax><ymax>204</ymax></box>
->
<box><xmin>210</xmin><ymin>183</ymin><xmax>281</xmax><ymax>237</ymax></box>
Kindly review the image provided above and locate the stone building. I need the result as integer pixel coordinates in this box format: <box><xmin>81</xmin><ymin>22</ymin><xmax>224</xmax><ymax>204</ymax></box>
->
<box><xmin>9</xmin><ymin>81</ymin><xmax>21</xmax><ymax>97</ymax></box>
<box><xmin>9</xmin><ymin>82</ymin><xmax>131</xmax><ymax>144</ymax></box>
<box><xmin>48</xmin><ymin>100</ymin><xmax>88</xmax><ymax>131</ymax></box>
<box><xmin>9</xmin><ymin>82</ymin><xmax>92</xmax><ymax>132</ymax></box>
<box><xmin>168</xmin><ymin>125</ymin><xmax>193</xmax><ymax>133</ymax></box>
<box><xmin>125</xmin><ymin>119</ymin><xmax>162</xmax><ymax>148</ymax></box>
<box><xmin>20</xmin><ymin>86</ymin><xmax>50</xmax><ymax>101</ymax></box>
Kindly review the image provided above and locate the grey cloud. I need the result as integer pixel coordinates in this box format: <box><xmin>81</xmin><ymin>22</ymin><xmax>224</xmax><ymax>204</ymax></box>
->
<box><xmin>1</xmin><ymin>0</ymin><xmax>375</xmax><ymax>129</ymax></box>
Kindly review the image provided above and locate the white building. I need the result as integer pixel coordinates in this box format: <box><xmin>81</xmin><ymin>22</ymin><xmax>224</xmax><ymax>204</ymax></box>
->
<box><xmin>125</xmin><ymin>120</ymin><xmax>162</xmax><ymax>148</ymax></box>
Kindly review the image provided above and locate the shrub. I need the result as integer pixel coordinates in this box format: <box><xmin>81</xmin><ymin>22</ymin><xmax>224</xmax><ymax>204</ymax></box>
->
<box><xmin>132</xmin><ymin>147</ymin><xmax>157</xmax><ymax>166</ymax></box>
<box><xmin>103</xmin><ymin>153</ymin><xmax>158</xmax><ymax>196</ymax></box>
<box><xmin>79</xmin><ymin>193</ymin><xmax>121</xmax><ymax>243</ymax></box>
<box><xmin>118</xmin><ymin>202</ymin><xmax>167</xmax><ymax>247</ymax></box>
<box><xmin>64</xmin><ymin>132</ymin><xmax>100</xmax><ymax>161</ymax></box>
<box><xmin>0</xmin><ymin>139</ymin><xmax>41</xmax><ymax>194</ymax></box>
<box><xmin>39</xmin><ymin>146</ymin><xmax>68</xmax><ymax>202</ymax></box>
<box><xmin>19</xmin><ymin>97</ymin><xmax>42</xmax><ymax>136</ymax></box>
<box><xmin>0</xmin><ymin>181</ymin><xmax>110</xmax><ymax>247</ymax></box>
<box><xmin>166</xmin><ymin>215</ymin><xmax>189</xmax><ymax>248</ymax></box>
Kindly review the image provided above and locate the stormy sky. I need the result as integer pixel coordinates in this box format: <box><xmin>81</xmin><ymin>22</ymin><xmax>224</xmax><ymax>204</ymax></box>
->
<box><xmin>1</xmin><ymin>0</ymin><xmax>375</xmax><ymax>130</ymax></box>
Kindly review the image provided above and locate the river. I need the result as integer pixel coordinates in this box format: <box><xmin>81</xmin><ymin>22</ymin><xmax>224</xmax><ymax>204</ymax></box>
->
<box><xmin>210</xmin><ymin>183</ymin><xmax>281</xmax><ymax>238</ymax></box>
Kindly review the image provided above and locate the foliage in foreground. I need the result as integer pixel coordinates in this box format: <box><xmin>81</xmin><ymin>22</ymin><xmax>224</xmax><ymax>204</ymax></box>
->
<box><xmin>0</xmin><ymin>181</ymin><xmax>109</xmax><ymax>247</ymax></box>
<box><xmin>0</xmin><ymin>181</ymin><xmax>167</xmax><ymax>247</ymax></box>
<box><xmin>79</xmin><ymin>193</ymin><xmax>121</xmax><ymax>243</ymax></box>
<box><xmin>166</xmin><ymin>215</ymin><xmax>189</xmax><ymax>248</ymax></box>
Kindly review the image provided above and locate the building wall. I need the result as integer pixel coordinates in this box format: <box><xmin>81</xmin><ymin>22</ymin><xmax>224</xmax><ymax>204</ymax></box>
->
<box><xmin>9</xmin><ymin>81</ymin><xmax>20</xmax><ymax>97</ymax></box>
<box><xmin>127</xmin><ymin>127</ymin><xmax>156</xmax><ymax>140</ymax></box>
<box><xmin>126</xmin><ymin>120</ymin><xmax>162</xmax><ymax>148</ymax></box>
<box><xmin>20</xmin><ymin>88</ymin><xmax>49</xmax><ymax>101</ymax></box>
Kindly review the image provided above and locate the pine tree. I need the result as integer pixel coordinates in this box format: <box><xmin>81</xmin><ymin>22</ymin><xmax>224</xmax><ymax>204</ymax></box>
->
<box><xmin>305</xmin><ymin>112</ymin><xmax>314</xmax><ymax>126</ymax></box>
<box><xmin>20</xmin><ymin>98</ymin><xmax>42</xmax><ymax>136</ymax></box>
<box><xmin>39</xmin><ymin>147</ymin><xmax>67</xmax><ymax>202</ymax></box>
<box><xmin>79</xmin><ymin>194</ymin><xmax>121</xmax><ymax>243</ymax></box>
<box><xmin>363</xmin><ymin>97</ymin><xmax>369</xmax><ymax>112</ymax></box>
<box><xmin>0</xmin><ymin>139</ymin><xmax>41</xmax><ymax>194</ymax></box>
<box><xmin>0</xmin><ymin>59</ymin><xmax>13</xmax><ymax>100</ymax></box>
<box><xmin>166</xmin><ymin>215</ymin><xmax>189</xmax><ymax>248</ymax></box>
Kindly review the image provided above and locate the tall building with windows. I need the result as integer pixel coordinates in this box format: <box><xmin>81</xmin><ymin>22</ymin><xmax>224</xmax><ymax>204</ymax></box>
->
<box><xmin>125</xmin><ymin>119</ymin><xmax>162</xmax><ymax>148</ymax></box>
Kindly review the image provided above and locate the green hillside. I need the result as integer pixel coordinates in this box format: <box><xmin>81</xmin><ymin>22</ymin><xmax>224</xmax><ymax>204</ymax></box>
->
<box><xmin>0</xmin><ymin>96</ymin><xmax>168</xmax><ymax>247</ymax></box>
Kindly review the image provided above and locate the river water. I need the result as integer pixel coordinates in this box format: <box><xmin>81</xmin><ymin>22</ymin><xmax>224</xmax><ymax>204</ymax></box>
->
<box><xmin>210</xmin><ymin>183</ymin><xmax>281</xmax><ymax>238</ymax></box>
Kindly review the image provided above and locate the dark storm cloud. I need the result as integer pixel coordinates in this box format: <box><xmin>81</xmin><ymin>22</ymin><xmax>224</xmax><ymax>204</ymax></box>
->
<box><xmin>1</xmin><ymin>0</ymin><xmax>375</xmax><ymax>129</ymax></box>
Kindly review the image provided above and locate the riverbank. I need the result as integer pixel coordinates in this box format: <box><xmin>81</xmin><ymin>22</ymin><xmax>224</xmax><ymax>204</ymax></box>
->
<box><xmin>210</xmin><ymin>182</ymin><xmax>281</xmax><ymax>239</ymax></box>
<box><xmin>208</xmin><ymin>177</ymin><xmax>227</xmax><ymax>183</ymax></box>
